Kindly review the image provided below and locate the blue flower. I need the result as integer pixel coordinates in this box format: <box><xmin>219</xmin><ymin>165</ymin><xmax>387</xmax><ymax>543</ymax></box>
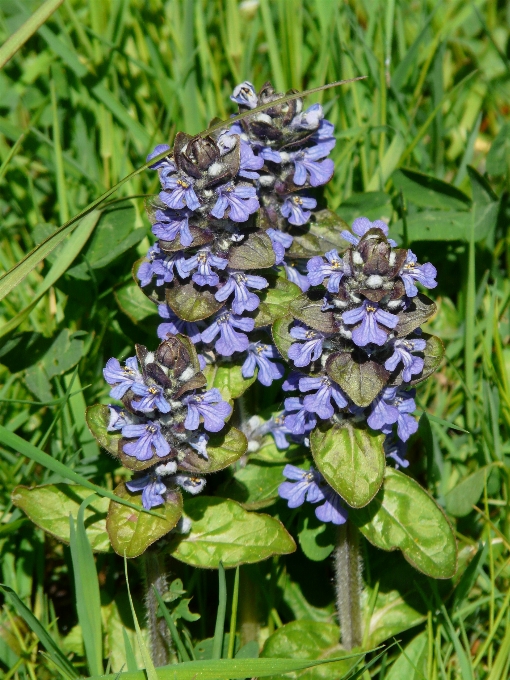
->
<box><xmin>266</xmin><ymin>228</ymin><xmax>293</xmax><ymax>264</ymax></box>
<box><xmin>152</xmin><ymin>209</ymin><xmax>193</xmax><ymax>248</ymax></box>
<box><xmin>160</xmin><ymin>174</ymin><xmax>200</xmax><ymax>211</ymax></box>
<box><xmin>290</xmin><ymin>144</ymin><xmax>334</xmax><ymax>187</ymax></box>
<box><xmin>278</xmin><ymin>465</ymin><xmax>348</xmax><ymax>525</ymax></box>
<box><xmin>284</xmin><ymin>397</ymin><xmax>317</xmax><ymax>435</ymax></box>
<box><xmin>242</xmin><ymin>343</ymin><xmax>285</xmax><ymax>386</ymax></box>
<box><xmin>122</xmin><ymin>421</ymin><xmax>171</xmax><ymax>461</ymax></box>
<box><xmin>283</xmin><ymin>262</ymin><xmax>310</xmax><ymax>292</ymax></box>
<box><xmin>137</xmin><ymin>243</ymin><xmax>162</xmax><ymax>287</ymax></box>
<box><xmin>188</xmin><ymin>432</ymin><xmax>209</xmax><ymax>460</ymax></box>
<box><xmin>126</xmin><ymin>472</ymin><xmax>167</xmax><ymax>510</ymax></box>
<box><xmin>384</xmin><ymin>338</ymin><xmax>426</xmax><ymax>381</ymax></box>
<box><xmin>239</xmin><ymin>141</ymin><xmax>264</xmax><ymax>179</ymax></box>
<box><xmin>260</xmin><ymin>413</ymin><xmax>292</xmax><ymax>449</ymax></box>
<box><xmin>173</xmin><ymin>474</ymin><xmax>207</xmax><ymax>495</ymax></box>
<box><xmin>341</xmin><ymin>216</ymin><xmax>397</xmax><ymax>247</ymax></box>
<box><xmin>311</xmin><ymin>119</ymin><xmax>336</xmax><ymax>150</ymax></box>
<box><xmin>315</xmin><ymin>488</ymin><xmax>348</xmax><ymax>525</ymax></box>
<box><xmin>342</xmin><ymin>300</ymin><xmax>398</xmax><ymax>347</ymax></box>
<box><xmin>307</xmin><ymin>249</ymin><xmax>347</xmax><ymax>292</ymax></box>
<box><xmin>290</xmin><ymin>103</ymin><xmax>323</xmax><ymax>131</ymax></box>
<box><xmin>179</xmin><ymin>250</ymin><xmax>228</xmax><ymax>287</ymax></box>
<box><xmin>282</xmin><ymin>371</ymin><xmax>303</xmax><ymax>392</ymax></box>
<box><xmin>287</xmin><ymin>324</ymin><xmax>325</xmax><ymax>367</ymax></box>
<box><xmin>281</xmin><ymin>195</ymin><xmax>317</xmax><ymax>226</ymax></box>
<box><xmin>399</xmin><ymin>250</ymin><xmax>438</xmax><ymax>297</ymax></box>
<box><xmin>231</xmin><ymin>81</ymin><xmax>258</xmax><ymax>109</ymax></box>
<box><xmin>367</xmin><ymin>387</ymin><xmax>417</xmax><ymax>442</ymax></box>
<box><xmin>210</xmin><ymin>183</ymin><xmax>259</xmax><ymax>222</ymax></box>
<box><xmin>107</xmin><ymin>405</ymin><xmax>138</xmax><ymax>431</ymax></box>
<box><xmin>146</xmin><ymin>144</ymin><xmax>173</xmax><ymax>171</ymax></box>
<box><xmin>183</xmin><ymin>388</ymin><xmax>232</xmax><ymax>432</ymax></box>
<box><xmin>157</xmin><ymin>304</ymin><xmax>202</xmax><ymax>344</ymax></box>
<box><xmin>130</xmin><ymin>383</ymin><xmax>171</xmax><ymax>414</ymax></box>
<box><xmin>384</xmin><ymin>435</ymin><xmax>409</xmax><ymax>469</ymax></box>
<box><xmin>299</xmin><ymin>375</ymin><xmax>348</xmax><ymax>419</ymax></box>
<box><xmin>215</xmin><ymin>271</ymin><xmax>268</xmax><ymax>314</ymax></box>
<box><xmin>138</xmin><ymin>246</ymin><xmax>186</xmax><ymax>288</ymax></box>
<box><xmin>201</xmin><ymin>309</ymin><xmax>255</xmax><ymax>356</ymax></box>
<box><xmin>103</xmin><ymin>356</ymin><xmax>142</xmax><ymax>399</ymax></box>
<box><xmin>260</xmin><ymin>146</ymin><xmax>282</xmax><ymax>163</ymax></box>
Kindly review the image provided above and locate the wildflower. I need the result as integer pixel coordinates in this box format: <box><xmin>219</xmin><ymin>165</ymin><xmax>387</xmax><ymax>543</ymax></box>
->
<box><xmin>157</xmin><ymin>305</ymin><xmax>202</xmax><ymax>344</ymax></box>
<box><xmin>183</xmin><ymin>388</ymin><xmax>232</xmax><ymax>432</ymax></box>
<box><xmin>231</xmin><ymin>81</ymin><xmax>258</xmax><ymax>109</ymax></box>
<box><xmin>107</xmin><ymin>406</ymin><xmax>137</xmax><ymax>431</ymax></box>
<box><xmin>210</xmin><ymin>182</ymin><xmax>259</xmax><ymax>222</ymax></box>
<box><xmin>260</xmin><ymin>413</ymin><xmax>292</xmax><ymax>449</ymax></box>
<box><xmin>290</xmin><ymin>144</ymin><xmax>334</xmax><ymax>187</ymax></box>
<box><xmin>201</xmin><ymin>310</ymin><xmax>255</xmax><ymax>356</ymax></box>
<box><xmin>278</xmin><ymin>465</ymin><xmax>348</xmax><ymax>525</ymax></box>
<box><xmin>103</xmin><ymin>357</ymin><xmax>142</xmax><ymax>399</ymax></box>
<box><xmin>130</xmin><ymin>383</ymin><xmax>171</xmax><ymax>414</ymax></box>
<box><xmin>152</xmin><ymin>209</ymin><xmax>193</xmax><ymax>248</ymax></box>
<box><xmin>160</xmin><ymin>174</ymin><xmax>200</xmax><ymax>211</ymax></box>
<box><xmin>342</xmin><ymin>300</ymin><xmax>398</xmax><ymax>347</ymax></box>
<box><xmin>215</xmin><ymin>271</ymin><xmax>268</xmax><ymax>314</ymax></box>
<box><xmin>179</xmin><ymin>250</ymin><xmax>228</xmax><ymax>287</ymax></box>
<box><xmin>367</xmin><ymin>387</ymin><xmax>417</xmax><ymax>442</ymax></box>
<box><xmin>281</xmin><ymin>195</ymin><xmax>317</xmax><ymax>226</ymax></box>
<box><xmin>172</xmin><ymin>474</ymin><xmax>207</xmax><ymax>495</ymax></box>
<box><xmin>266</xmin><ymin>228</ymin><xmax>293</xmax><ymax>265</ymax></box>
<box><xmin>384</xmin><ymin>436</ymin><xmax>409</xmax><ymax>469</ymax></box>
<box><xmin>242</xmin><ymin>343</ymin><xmax>285</xmax><ymax>386</ymax></box>
<box><xmin>239</xmin><ymin>141</ymin><xmax>264</xmax><ymax>179</ymax></box>
<box><xmin>188</xmin><ymin>432</ymin><xmax>209</xmax><ymax>460</ymax></box>
<box><xmin>341</xmin><ymin>216</ymin><xmax>397</xmax><ymax>247</ymax></box>
<box><xmin>284</xmin><ymin>397</ymin><xmax>317</xmax><ymax>435</ymax></box>
<box><xmin>299</xmin><ymin>375</ymin><xmax>348</xmax><ymax>419</ymax></box>
<box><xmin>287</xmin><ymin>324</ymin><xmax>325</xmax><ymax>367</ymax></box>
<box><xmin>126</xmin><ymin>472</ymin><xmax>167</xmax><ymax>510</ymax></box>
<box><xmin>146</xmin><ymin>144</ymin><xmax>173</xmax><ymax>171</ymax></box>
<box><xmin>122</xmin><ymin>421</ymin><xmax>171</xmax><ymax>461</ymax></box>
<box><xmin>290</xmin><ymin>103</ymin><xmax>323</xmax><ymax>131</ymax></box>
<box><xmin>384</xmin><ymin>338</ymin><xmax>426</xmax><ymax>381</ymax></box>
<box><xmin>283</xmin><ymin>262</ymin><xmax>310</xmax><ymax>292</ymax></box>
<box><xmin>307</xmin><ymin>249</ymin><xmax>346</xmax><ymax>292</ymax></box>
<box><xmin>399</xmin><ymin>250</ymin><xmax>437</xmax><ymax>297</ymax></box>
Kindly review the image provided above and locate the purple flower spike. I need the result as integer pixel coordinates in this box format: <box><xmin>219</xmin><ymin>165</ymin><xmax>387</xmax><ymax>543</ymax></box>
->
<box><xmin>122</xmin><ymin>421</ymin><xmax>171</xmax><ymax>461</ymax></box>
<box><xmin>284</xmin><ymin>397</ymin><xmax>317</xmax><ymax>435</ymax></box>
<box><xmin>215</xmin><ymin>271</ymin><xmax>268</xmax><ymax>314</ymax></box>
<box><xmin>103</xmin><ymin>356</ymin><xmax>141</xmax><ymax>399</ymax></box>
<box><xmin>278</xmin><ymin>465</ymin><xmax>325</xmax><ymax>507</ymax></box>
<box><xmin>242</xmin><ymin>343</ymin><xmax>285</xmax><ymax>387</ymax></box>
<box><xmin>385</xmin><ymin>338</ymin><xmax>426</xmax><ymax>381</ymax></box>
<box><xmin>231</xmin><ymin>81</ymin><xmax>258</xmax><ymax>109</ymax></box>
<box><xmin>157</xmin><ymin>304</ymin><xmax>202</xmax><ymax>344</ymax></box>
<box><xmin>283</xmin><ymin>262</ymin><xmax>310</xmax><ymax>292</ymax></box>
<box><xmin>342</xmin><ymin>300</ymin><xmax>398</xmax><ymax>347</ymax></box>
<box><xmin>341</xmin><ymin>216</ymin><xmax>397</xmax><ymax>247</ymax></box>
<box><xmin>183</xmin><ymin>388</ymin><xmax>232</xmax><ymax>432</ymax></box>
<box><xmin>126</xmin><ymin>473</ymin><xmax>167</xmax><ymax>510</ymax></box>
<box><xmin>160</xmin><ymin>174</ymin><xmax>200</xmax><ymax>211</ymax></box>
<box><xmin>281</xmin><ymin>195</ymin><xmax>317</xmax><ymax>226</ymax></box>
<box><xmin>239</xmin><ymin>141</ymin><xmax>264</xmax><ymax>179</ymax></box>
<box><xmin>210</xmin><ymin>183</ymin><xmax>259</xmax><ymax>222</ymax></box>
<box><xmin>179</xmin><ymin>250</ymin><xmax>228</xmax><ymax>287</ymax></box>
<box><xmin>201</xmin><ymin>310</ymin><xmax>255</xmax><ymax>356</ymax></box>
<box><xmin>307</xmin><ymin>249</ymin><xmax>346</xmax><ymax>292</ymax></box>
<box><xmin>130</xmin><ymin>383</ymin><xmax>170</xmax><ymax>414</ymax></box>
<box><xmin>146</xmin><ymin>144</ymin><xmax>173</xmax><ymax>171</ymax></box>
<box><xmin>399</xmin><ymin>250</ymin><xmax>438</xmax><ymax>297</ymax></box>
<box><xmin>315</xmin><ymin>490</ymin><xmax>348</xmax><ymax>525</ymax></box>
<box><xmin>299</xmin><ymin>375</ymin><xmax>348</xmax><ymax>419</ymax></box>
<box><xmin>290</xmin><ymin>145</ymin><xmax>334</xmax><ymax>187</ymax></box>
<box><xmin>152</xmin><ymin>209</ymin><xmax>193</xmax><ymax>247</ymax></box>
<box><xmin>288</xmin><ymin>324</ymin><xmax>325</xmax><ymax>367</ymax></box>
<box><xmin>266</xmin><ymin>228</ymin><xmax>293</xmax><ymax>265</ymax></box>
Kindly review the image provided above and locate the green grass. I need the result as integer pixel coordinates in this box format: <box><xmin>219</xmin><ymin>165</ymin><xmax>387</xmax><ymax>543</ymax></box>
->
<box><xmin>1</xmin><ymin>0</ymin><xmax>510</xmax><ymax>678</ymax></box>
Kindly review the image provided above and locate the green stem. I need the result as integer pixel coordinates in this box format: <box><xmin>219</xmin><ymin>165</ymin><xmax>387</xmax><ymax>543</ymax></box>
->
<box><xmin>335</xmin><ymin>523</ymin><xmax>363</xmax><ymax>650</ymax></box>
<box><xmin>143</xmin><ymin>551</ymin><xmax>172</xmax><ymax>666</ymax></box>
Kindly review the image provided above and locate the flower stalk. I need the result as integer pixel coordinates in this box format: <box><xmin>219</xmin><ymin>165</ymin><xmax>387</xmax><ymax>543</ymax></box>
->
<box><xmin>334</xmin><ymin>522</ymin><xmax>363</xmax><ymax>650</ymax></box>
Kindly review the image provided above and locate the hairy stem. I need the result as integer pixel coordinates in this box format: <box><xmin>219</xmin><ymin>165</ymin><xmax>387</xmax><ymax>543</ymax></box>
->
<box><xmin>334</xmin><ymin>522</ymin><xmax>363</xmax><ymax>650</ymax></box>
<box><xmin>143</xmin><ymin>551</ymin><xmax>173</xmax><ymax>666</ymax></box>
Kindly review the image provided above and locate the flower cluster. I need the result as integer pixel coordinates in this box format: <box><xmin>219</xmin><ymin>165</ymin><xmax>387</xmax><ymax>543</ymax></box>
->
<box><xmin>278</xmin><ymin>465</ymin><xmax>348</xmax><ymax>525</ymax></box>
<box><xmin>103</xmin><ymin>335</ymin><xmax>231</xmax><ymax>509</ymax></box>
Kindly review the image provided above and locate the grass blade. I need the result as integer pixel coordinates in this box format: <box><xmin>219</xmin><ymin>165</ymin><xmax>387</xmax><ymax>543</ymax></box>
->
<box><xmin>151</xmin><ymin>586</ymin><xmax>190</xmax><ymax>662</ymax></box>
<box><xmin>227</xmin><ymin>566</ymin><xmax>240</xmax><ymax>659</ymax></box>
<box><xmin>212</xmin><ymin>562</ymin><xmax>227</xmax><ymax>660</ymax></box>
<box><xmin>69</xmin><ymin>495</ymin><xmax>104</xmax><ymax>676</ymax></box>
<box><xmin>124</xmin><ymin>557</ymin><xmax>158</xmax><ymax>680</ymax></box>
<box><xmin>0</xmin><ymin>0</ymin><xmax>64</xmax><ymax>69</ymax></box>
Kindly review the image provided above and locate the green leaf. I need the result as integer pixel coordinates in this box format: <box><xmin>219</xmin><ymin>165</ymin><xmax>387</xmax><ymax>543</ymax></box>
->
<box><xmin>393</xmin><ymin>169</ymin><xmax>471</xmax><ymax>211</ymax></box>
<box><xmin>203</xmin><ymin>361</ymin><xmax>256</xmax><ymax>400</ymax></box>
<box><xmin>297</xmin><ymin>512</ymin><xmax>336</xmax><ymax>562</ymax></box>
<box><xmin>11</xmin><ymin>484</ymin><xmax>110</xmax><ymax>552</ymax></box>
<box><xmin>261</xmin><ymin>620</ymin><xmax>359</xmax><ymax>680</ymax></box>
<box><xmin>38</xmin><ymin>329</ymin><xmax>85</xmax><ymax>379</ymax></box>
<box><xmin>310</xmin><ymin>422</ymin><xmax>385</xmax><ymax>508</ymax></box>
<box><xmin>166</xmin><ymin>280</ymin><xmax>223</xmax><ymax>321</ymax></box>
<box><xmin>107</xmin><ymin>483</ymin><xmax>183</xmax><ymax>558</ymax></box>
<box><xmin>445</xmin><ymin>465</ymin><xmax>494</xmax><ymax>518</ymax></box>
<box><xmin>167</xmin><ymin>497</ymin><xmax>296</xmax><ymax>568</ymax></box>
<box><xmin>395</xmin><ymin>294</ymin><xmax>437</xmax><ymax>338</ymax></box>
<box><xmin>385</xmin><ymin>632</ymin><xmax>427</xmax><ymax>680</ymax></box>
<box><xmin>255</xmin><ymin>275</ymin><xmax>302</xmax><ymax>327</ymax></box>
<box><xmin>86</xmin><ymin>404</ymin><xmax>122</xmax><ymax>458</ymax></box>
<box><xmin>326</xmin><ymin>352</ymin><xmax>389</xmax><ymax>407</ymax></box>
<box><xmin>115</xmin><ymin>281</ymin><xmax>159</xmax><ymax>324</ymax></box>
<box><xmin>289</xmin><ymin>297</ymin><xmax>336</xmax><ymax>333</ymax></box>
<box><xmin>486</xmin><ymin>123</ymin><xmax>510</xmax><ymax>176</ymax></box>
<box><xmin>228</xmin><ymin>231</ymin><xmax>276</xmax><ymax>269</ymax></box>
<box><xmin>413</xmin><ymin>334</ymin><xmax>444</xmax><ymax>384</ymax></box>
<box><xmin>218</xmin><ymin>461</ymin><xmax>287</xmax><ymax>510</ymax></box>
<box><xmin>272</xmin><ymin>314</ymin><xmax>295</xmax><ymax>360</ymax></box>
<box><xmin>287</xmin><ymin>209</ymin><xmax>351</xmax><ymax>259</ymax></box>
<box><xmin>351</xmin><ymin>468</ymin><xmax>457</xmax><ymax>579</ymax></box>
<box><xmin>177</xmin><ymin>426</ymin><xmax>248</xmax><ymax>474</ymax></box>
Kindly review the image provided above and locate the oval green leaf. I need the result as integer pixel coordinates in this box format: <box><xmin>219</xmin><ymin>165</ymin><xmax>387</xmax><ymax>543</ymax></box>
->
<box><xmin>217</xmin><ymin>461</ymin><xmax>287</xmax><ymax>510</ymax></box>
<box><xmin>289</xmin><ymin>297</ymin><xmax>336</xmax><ymax>333</ymax></box>
<box><xmin>287</xmin><ymin>209</ymin><xmax>350</xmax><ymax>259</ymax></box>
<box><xmin>228</xmin><ymin>231</ymin><xmax>276</xmax><ymax>269</ymax></box>
<box><xmin>203</xmin><ymin>361</ymin><xmax>256</xmax><ymax>400</ymax></box>
<box><xmin>255</xmin><ymin>276</ymin><xmax>302</xmax><ymax>327</ymax></box>
<box><xmin>395</xmin><ymin>294</ymin><xmax>437</xmax><ymax>338</ymax></box>
<box><xmin>271</xmin><ymin>314</ymin><xmax>295</xmax><ymax>360</ymax></box>
<box><xmin>412</xmin><ymin>334</ymin><xmax>445</xmax><ymax>384</ymax></box>
<box><xmin>167</xmin><ymin>497</ymin><xmax>296</xmax><ymax>568</ymax></box>
<box><xmin>310</xmin><ymin>422</ymin><xmax>385</xmax><ymax>508</ymax></box>
<box><xmin>177</xmin><ymin>426</ymin><xmax>248</xmax><ymax>474</ymax></box>
<box><xmin>106</xmin><ymin>483</ymin><xmax>182</xmax><ymax>558</ymax></box>
<box><xmin>114</xmin><ymin>281</ymin><xmax>159</xmax><ymax>324</ymax></box>
<box><xmin>12</xmin><ymin>484</ymin><xmax>110</xmax><ymax>552</ymax></box>
<box><xmin>326</xmin><ymin>352</ymin><xmax>389</xmax><ymax>407</ymax></box>
<box><xmin>86</xmin><ymin>404</ymin><xmax>121</xmax><ymax>457</ymax></box>
<box><xmin>351</xmin><ymin>468</ymin><xmax>457</xmax><ymax>579</ymax></box>
<box><xmin>166</xmin><ymin>280</ymin><xmax>223</xmax><ymax>321</ymax></box>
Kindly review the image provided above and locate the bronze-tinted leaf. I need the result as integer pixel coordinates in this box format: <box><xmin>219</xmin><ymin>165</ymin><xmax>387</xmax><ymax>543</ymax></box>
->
<box><xmin>395</xmin><ymin>294</ymin><xmax>437</xmax><ymax>337</ymax></box>
<box><xmin>174</xmin><ymin>372</ymin><xmax>207</xmax><ymax>398</ymax></box>
<box><xmin>177</xmin><ymin>426</ymin><xmax>248</xmax><ymax>474</ymax></box>
<box><xmin>411</xmin><ymin>334</ymin><xmax>444</xmax><ymax>385</ymax></box>
<box><xmin>326</xmin><ymin>352</ymin><xmax>389</xmax><ymax>407</ymax></box>
<box><xmin>254</xmin><ymin>276</ymin><xmax>302</xmax><ymax>327</ymax></box>
<box><xmin>158</xmin><ymin>227</ymin><xmax>214</xmax><ymax>252</ymax></box>
<box><xmin>86</xmin><ymin>404</ymin><xmax>121</xmax><ymax>457</ymax></box>
<box><xmin>166</xmin><ymin>280</ymin><xmax>223</xmax><ymax>321</ymax></box>
<box><xmin>286</xmin><ymin>209</ymin><xmax>351</xmax><ymax>259</ymax></box>
<box><xmin>271</xmin><ymin>315</ymin><xmax>295</xmax><ymax>360</ymax></box>
<box><xmin>289</xmin><ymin>296</ymin><xmax>336</xmax><ymax>333</ymax></box>
<box><xmin>228</xmin><ymin>232</ymin><xmax>276</xmax><ymax>270</ymax></box>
